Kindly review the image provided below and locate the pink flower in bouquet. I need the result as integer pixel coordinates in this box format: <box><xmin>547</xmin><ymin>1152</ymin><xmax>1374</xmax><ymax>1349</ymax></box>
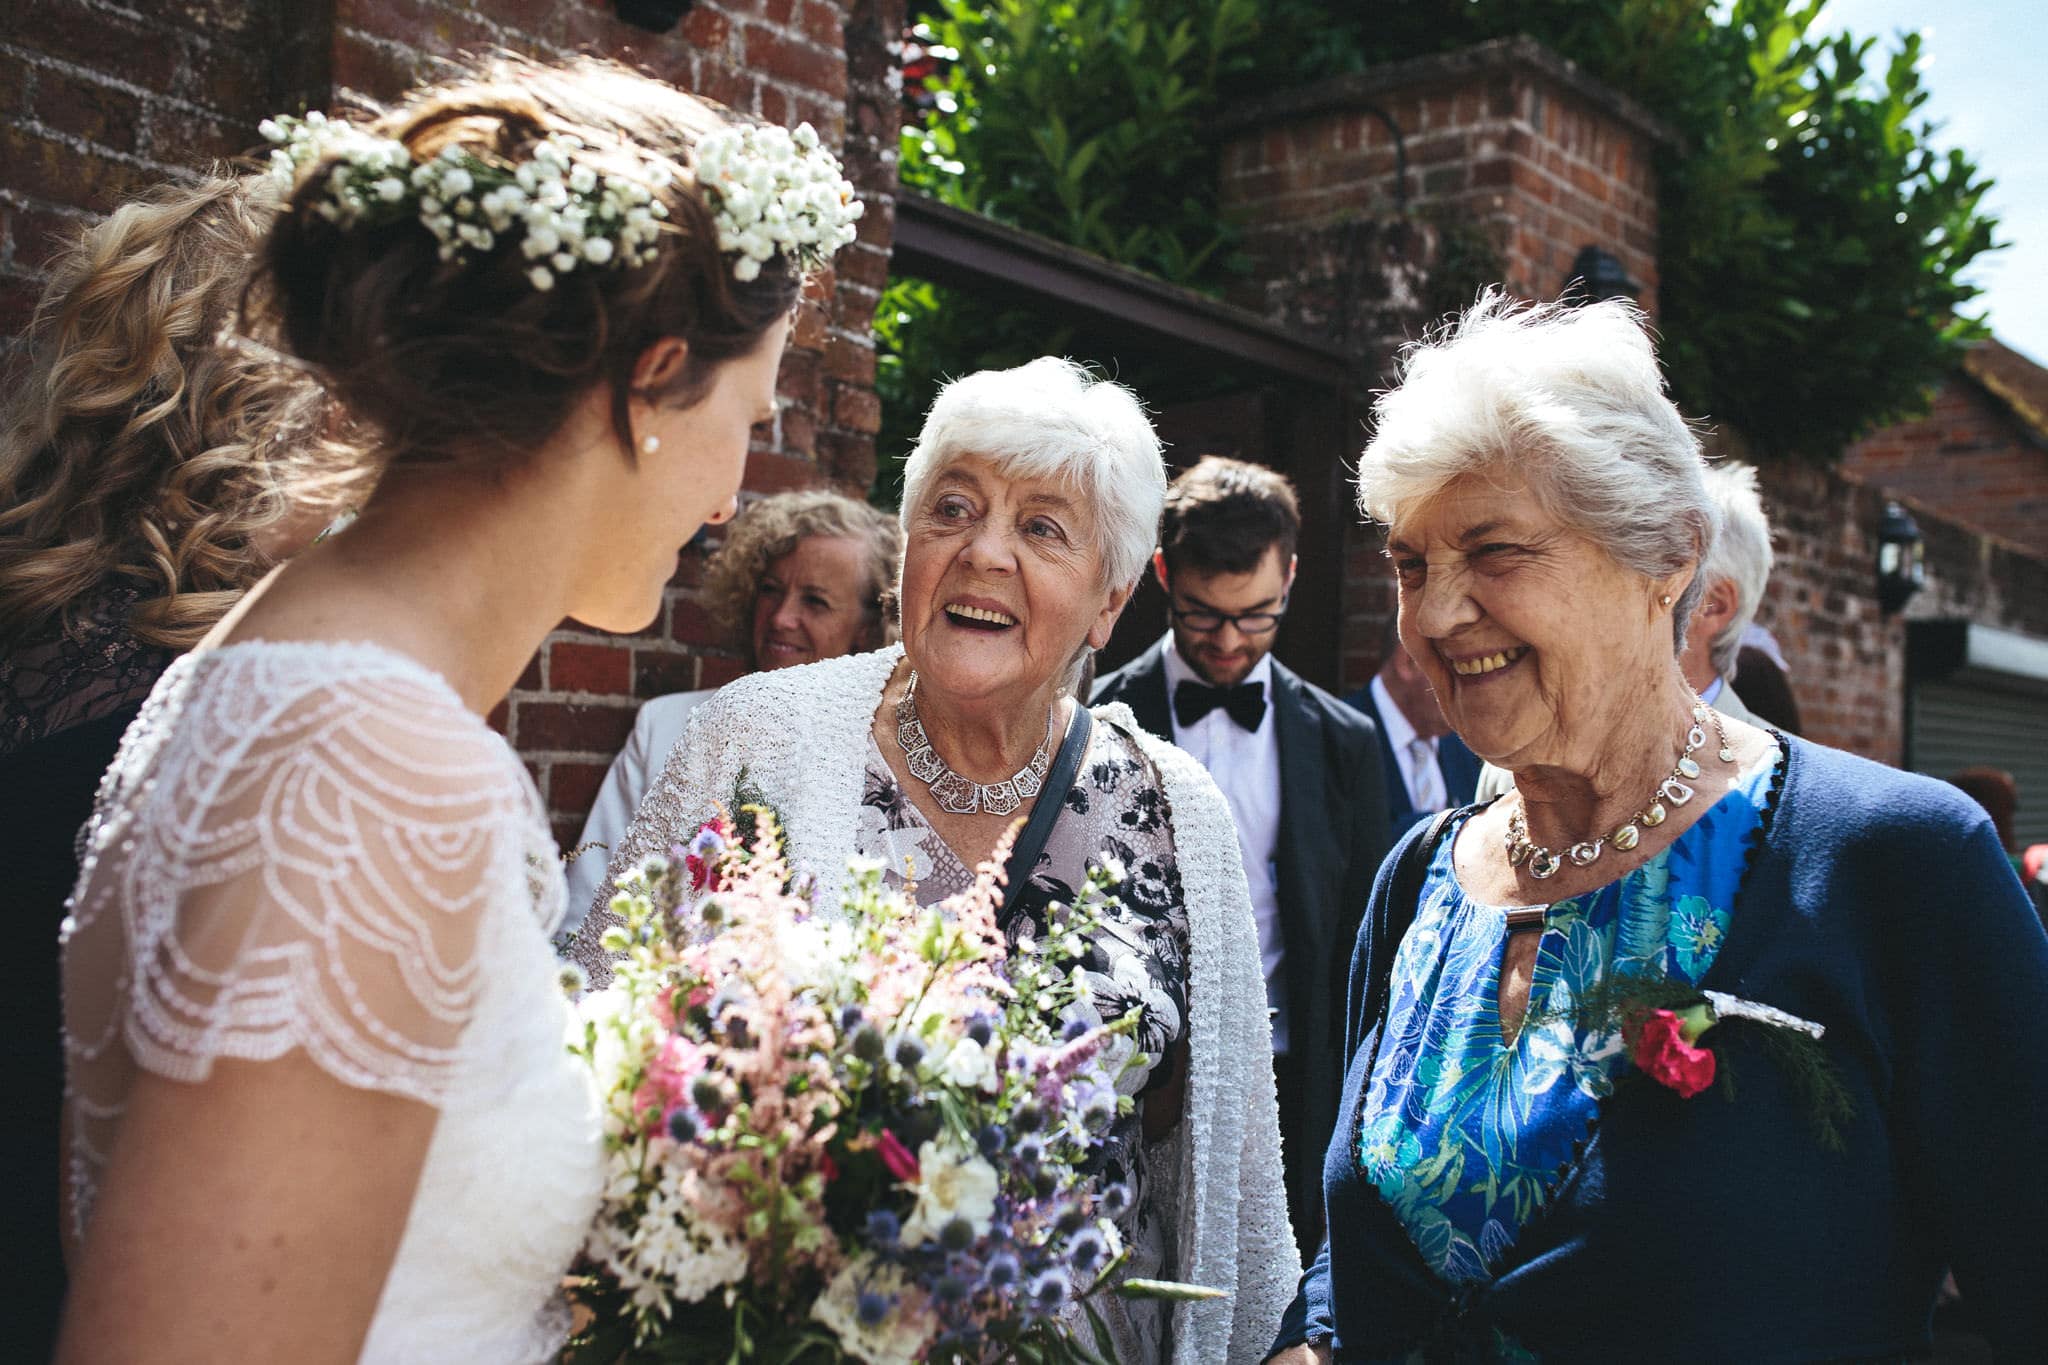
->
<box><xmin>1628</xmin><ymin>1008</ymin><xmax>1717</xmax><ymax>1098</ymax></box>
<box><xmin>634</xmin><ymin>1033</ymin><xmax>708</xmax><ymax>1123</ymax></box>
<box><xmin>877</xmin><ymin>1128</ymin><xmax>921</xmax><ymax>1183</ymax></box>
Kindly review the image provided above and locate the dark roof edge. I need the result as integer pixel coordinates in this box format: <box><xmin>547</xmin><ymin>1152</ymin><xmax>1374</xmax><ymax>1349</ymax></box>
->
<box><xmin>1963</xmin><ymin>338</ymin><xmax>2048</xmax><ymax>446</ymax></box>
<box><xmin>1212</xmin><ymin>35</ymin><xmax>1680</xmax><ymax>149</ymax></box>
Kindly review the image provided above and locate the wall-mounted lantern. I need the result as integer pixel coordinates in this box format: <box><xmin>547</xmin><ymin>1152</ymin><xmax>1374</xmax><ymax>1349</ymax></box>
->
<box><xmin>1877</xmin><ymin>500</ymin><xmax>1927</xmax><ymax>613</ymax></box>
<box><xmin>615</xmin><ymin>0</ymin><xmax>692</xmax><ymax>32</ymax></box>
<box><xmin>1560</xmin><ymin>246</ymin><xmax>1638</xmax><ymax>306</ymax></box>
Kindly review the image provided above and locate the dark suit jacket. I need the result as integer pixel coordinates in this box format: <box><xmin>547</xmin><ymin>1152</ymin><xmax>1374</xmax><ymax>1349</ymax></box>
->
<box><xmin>1345</xmin><ymin>684</ymin><xmax>1482</xmax><ymax>833</ymax></box>
<box><xmin>1094</xmin><ymin>642</ymin><xmax>1392</xmax><ymax>1244</ymax></box>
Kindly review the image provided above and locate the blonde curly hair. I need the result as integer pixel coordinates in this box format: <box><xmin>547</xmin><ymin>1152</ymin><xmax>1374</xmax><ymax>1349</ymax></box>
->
<box><xmin>0</xmin><ymin>174</ymin><xmax>358</xmax><ymax>653</ymax></box>
<box><xmin>704</xmin><ymin>489</ymin><xmax>901</xmax><ymax>666</ymax></box>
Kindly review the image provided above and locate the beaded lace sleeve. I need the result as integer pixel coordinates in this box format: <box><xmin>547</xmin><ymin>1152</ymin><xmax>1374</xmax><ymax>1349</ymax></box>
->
<box><xmin>62</xmin><ymin>647</ymin><xmax>554</xmax><ymax>1221</ymax></box>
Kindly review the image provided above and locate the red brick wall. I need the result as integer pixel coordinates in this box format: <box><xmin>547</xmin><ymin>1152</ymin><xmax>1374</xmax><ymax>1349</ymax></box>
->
<box><xmin>1216</xmin><ymin>40</ymin><xmax>1671</xmax><ymax>701</ymax></box>
<box><xmin>1216</xmin><ymin>37</ymin><xmax>1665</xmax><ymax>360</ymax></box>
<box><xmin>1</xmin><ymin>0</ymin><xmax>328</xmax><ymax>336</ymax></box>
<box><xmin>1840</xmin><ymin>371</ymin><xmax>2048</xmax><ymax>562</ymax></box>
<box><xmin>2</xmin><ymin>0</ymin><xmax>897</xmax><ymax>848</ymax></box>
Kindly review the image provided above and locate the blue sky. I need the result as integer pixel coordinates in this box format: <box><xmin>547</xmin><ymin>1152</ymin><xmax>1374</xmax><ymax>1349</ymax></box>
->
<box><xmin>1822</xmin><ymin>0</ymin><xmax>2047</xmax><ymax>364</ymax></box>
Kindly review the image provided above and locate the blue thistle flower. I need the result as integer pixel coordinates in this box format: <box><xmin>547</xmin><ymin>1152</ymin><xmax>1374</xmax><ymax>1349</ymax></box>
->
<box><xmin>839</xmin><ymin>1002</ymin><xmax>865</xmax><ymax>1033</ymax></box>
<box><xmin>938</xmin><ymin>1216</ymin><xmax>975</xmax><ymax>1252</ymax></box>
<box><xmin>1098</xmin><ymin>1181</ymin><xmax>1133</xmax><ymax>1219</ymax></box>
<box><xmin>1027</xmin><ymin>1269</ymin><xmax>1068</xmax><ymax>1313</ymax></box>
<box><xmin>864</xmin><ymin>1208</ymin><xmax>901</xmax><ymax>1246</ymax></box>
<box><xmin>665</xmin><ymin>1107</ymin><xmax>701</xmax><ymax>1143</ymax></box>
<box><xmin>932</xmin><ymin>1272</ymin><xmax>969</xmax><ymax>1305</ymax></box>
<box><xmin>1068</xmin><ymin>1226</ymin><xmax>1107</xmax><ymax>1272</ymax></box>
<box><xmin>856</xmin><ymin>1290</ymin><xmax>891</xmax><ymax>1327</ymax></box>
<box><xmin>965</xmin><ymin>1012</ymin><xmax>995</xmax><ymax>1046</ymax></box>
<box><xmin>893</xmin><ymin>1035</ymin><xmax>926</xmax><ymax>1069</ymax></box>
<box><xmin>985</xmin><ymin>1251</ymin><xmax>1022</xmax><ymax>1291</ymax></box>
<box><xmin>976</xmin><ymin>1124</ymin><xmax>1006</xmax><ymax>1159</ymax></box>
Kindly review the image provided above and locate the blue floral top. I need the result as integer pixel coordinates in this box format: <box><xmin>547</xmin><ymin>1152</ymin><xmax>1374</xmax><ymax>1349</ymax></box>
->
<box><xmin>1358</xmin><ymin>746</ymin><xmax>1779</xmax><ymax>1310</ymax></box>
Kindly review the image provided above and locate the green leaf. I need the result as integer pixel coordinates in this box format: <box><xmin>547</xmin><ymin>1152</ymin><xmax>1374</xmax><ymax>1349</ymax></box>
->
<box><xmin>1114</xmin><ymin>1277</ymin><xmax>1228</xmax><ymax>1301</ymax></box>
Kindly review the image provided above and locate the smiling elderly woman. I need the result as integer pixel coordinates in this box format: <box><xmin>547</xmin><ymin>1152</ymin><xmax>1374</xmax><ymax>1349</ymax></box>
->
<box><xmin>1267</xmin><ymin>293</ymin><xmax>2048</xmax><ymax>1363</ymax></box>
<box><xmin>573</xmin><ymin>357</ymin><xmax>1298</xmax><ymax>1364</ymax></box>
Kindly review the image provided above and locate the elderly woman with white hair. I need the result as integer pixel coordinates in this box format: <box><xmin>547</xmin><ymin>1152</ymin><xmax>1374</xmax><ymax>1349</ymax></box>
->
<box><xmin>1268</xmin><ymin>294</ymin><xmax>2048</xmax><ymax>1363</ymax></box>
<box><xmin>573</xmin><ymin>357</ymin><xmax>1298</xmax><ymax>1364</ymax></box>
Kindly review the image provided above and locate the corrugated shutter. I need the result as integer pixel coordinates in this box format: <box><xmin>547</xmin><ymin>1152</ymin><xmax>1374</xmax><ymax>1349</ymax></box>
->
<box><xmin>1909</xmin><ymin>680</ymin><xmax>2048</xmax><ymax>847</ymax></box>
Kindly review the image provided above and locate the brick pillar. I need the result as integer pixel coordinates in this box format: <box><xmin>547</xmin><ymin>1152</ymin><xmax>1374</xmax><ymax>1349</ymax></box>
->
<box><xmin>1212</xmin><ymin>37</ymin><xmax>1672</xmax><ymax>694</ymax></box>
<box><xmin>1</xmin><ymin>0</ymin><xmax>893</xmax><ymax>848</ymax></box>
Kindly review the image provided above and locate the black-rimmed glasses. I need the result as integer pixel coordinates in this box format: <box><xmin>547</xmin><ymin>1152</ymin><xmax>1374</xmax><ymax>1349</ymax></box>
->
<box><xmin>1167</xmin><ymin>594</ymin><xmax>1289</xmax><ymax>636</ymax></box>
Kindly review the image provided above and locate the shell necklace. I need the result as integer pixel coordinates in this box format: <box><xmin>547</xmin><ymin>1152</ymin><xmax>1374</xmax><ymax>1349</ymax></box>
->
<box><xmin>1506</xmin><ymin>697</ymin><xmax>1733</xmax><ymax>881</ymax></box>
<box><xmin>895</xmin><ymin>670</ymin><xmax>1055</xmax><ymax>816</ymax></box>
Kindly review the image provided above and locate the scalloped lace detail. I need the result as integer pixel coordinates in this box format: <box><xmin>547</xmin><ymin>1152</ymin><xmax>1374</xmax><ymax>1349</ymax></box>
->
<box><xmin>61</xmin><ymin>640</ymin><xmax>603</xmax><ymax>1362</ymax></box>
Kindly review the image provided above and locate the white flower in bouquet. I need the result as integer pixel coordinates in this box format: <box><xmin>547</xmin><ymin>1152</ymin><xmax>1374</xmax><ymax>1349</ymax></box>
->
<box><xmin>810</xmin><ymin>1256</ymin><xmax>933</xmax><ymax>1365</ymax></box>
<box><xmin>898</xmin><ymin>1134</ymin><xmax>1000</xmax><ymax>1245</ymax></box>
<box><xmin>938</xmin><ymin>1034</ymin><xmax>1000</xmax><ymax>1094</ymax></box>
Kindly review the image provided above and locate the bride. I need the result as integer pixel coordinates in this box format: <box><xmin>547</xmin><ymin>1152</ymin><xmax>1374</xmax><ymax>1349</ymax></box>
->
<box><xmin>55</xmin><ymin>55</ymin><xmax>857</xmax><ymax>1361</ymax></box>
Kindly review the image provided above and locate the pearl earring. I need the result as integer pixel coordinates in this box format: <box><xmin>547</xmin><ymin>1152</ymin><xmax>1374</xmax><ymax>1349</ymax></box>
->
<box><xmin>641</xmin><ymin>434</ymin><xmax>661</xmax><ymax>454</ymax></box>
<box><xmin>1660</xmin><ymin>593</ymin><xmax>1674</xmax><ymax>607</ymax></box>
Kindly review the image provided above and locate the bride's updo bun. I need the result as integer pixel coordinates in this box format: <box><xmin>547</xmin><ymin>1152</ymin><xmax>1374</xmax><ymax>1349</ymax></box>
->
<box><xmin>257</xmin><ymin>53</ymin><xmax>812</xmax><ymax>469</ymax></box>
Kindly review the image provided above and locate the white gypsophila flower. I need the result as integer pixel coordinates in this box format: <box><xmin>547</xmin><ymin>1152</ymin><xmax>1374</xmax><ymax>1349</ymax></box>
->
<box><xmin>693</xmin><ymin>120</ymin><xmax>862</xmax><ymax>281</ymax></box>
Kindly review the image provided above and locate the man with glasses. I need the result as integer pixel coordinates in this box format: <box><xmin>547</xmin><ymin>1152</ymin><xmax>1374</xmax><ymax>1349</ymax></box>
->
<box><xmin>1094</xmin><ymin>455</ymin><xmax>1392</xmax><ymax>1255</ymax></box>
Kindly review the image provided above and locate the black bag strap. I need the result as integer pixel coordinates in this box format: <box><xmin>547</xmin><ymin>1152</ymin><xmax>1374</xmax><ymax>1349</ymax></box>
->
<box><xmin>1354</xmin><ymin>806</ymin><xmax>1460</xmax><ymax>1046</ymax></box>
<box><xmin>1391</xmin><ymin>807</ymin><xmax>1459</xmax><ymax>938</ymax></box>
<box><xmin>1000</xmin><ymin>706</ymin><xmax>1094</xmax><ymax>918</ymax></box>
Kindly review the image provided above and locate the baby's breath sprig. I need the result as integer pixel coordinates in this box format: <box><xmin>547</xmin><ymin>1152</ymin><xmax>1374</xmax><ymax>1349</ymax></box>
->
<box><xmin>691</xmin><ymin>121</ymin><xmax>863</xmax><ymax>282</ymax></box>
<box><xmin>262</xmin><ymin>113</ymin><xmax>673</xmax><ymax>292</ymax></box>
<box><xmin>262</xmin><ymin>111</ymin><xmax>863</xmax><ymax>292</ymax></box>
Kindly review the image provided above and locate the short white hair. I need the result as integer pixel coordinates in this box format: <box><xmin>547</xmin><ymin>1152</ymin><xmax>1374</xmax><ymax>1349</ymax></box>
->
<box><xmin>1698</xmin><ymin>461</ymin><xmax>1774</xmax><ymax>679</ymax></box>
<box><xmin>900</xmin><ymin>357</ymin><xmax>1164</xmax><ymax>591</ymax></box>
<box><xmin>1358</xmin><ymin>290</ymin><xmax>1716</xmax><ymax>646</ymax></box>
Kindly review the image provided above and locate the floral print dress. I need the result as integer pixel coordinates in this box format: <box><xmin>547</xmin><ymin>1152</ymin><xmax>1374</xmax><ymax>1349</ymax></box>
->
<box><xmin>1357</xmin><ymin>743</ymin><xmax>1780</xmax><ymax>1359</ymax></box>
<box><xmin>856</xmin><ymin>717</ymin><xmax>1191</xmax><ymax>1360</ymax></box>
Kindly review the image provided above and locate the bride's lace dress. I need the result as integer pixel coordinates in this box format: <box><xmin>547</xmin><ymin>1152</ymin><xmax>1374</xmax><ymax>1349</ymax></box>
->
<box><xmin>60</xmin><ymin>641</ymin><xmax>605</xmax><ymax>1362</ymax></box>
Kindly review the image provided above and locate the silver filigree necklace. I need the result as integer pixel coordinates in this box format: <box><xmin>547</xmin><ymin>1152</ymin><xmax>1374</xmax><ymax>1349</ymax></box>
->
<box><xmin>894</xmin><ymin>670</ymin><xmax>1055</xmax><ymax>816</ymax></box>
<box><xmin>1506</xmin><ymin>697</ymin><xmax>1734</xmax><ymax>880</ymax></box>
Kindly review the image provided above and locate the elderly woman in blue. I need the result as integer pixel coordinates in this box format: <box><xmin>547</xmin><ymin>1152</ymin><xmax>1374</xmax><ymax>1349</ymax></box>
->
<box><xmin>1267</xmin><ymin>292</ymin><xmax>2048</xmax><ymax>1364</ymax></box>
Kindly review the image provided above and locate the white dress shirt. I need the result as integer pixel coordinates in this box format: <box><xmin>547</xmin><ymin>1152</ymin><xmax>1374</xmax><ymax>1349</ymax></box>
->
<box><xmin>1371</xmin><ymin>674</ymin><xmax>1445</xmax><ymax>815</ymax></box>
<box><xmin>561</xmin><ymin>688</ymin><xmax>715</xmax><ymax>931</ymax></box>
<box><xmin>1161</xmin><ymin>636</ymin><xmax>1290</xmax><ymax>1054</ymax></box>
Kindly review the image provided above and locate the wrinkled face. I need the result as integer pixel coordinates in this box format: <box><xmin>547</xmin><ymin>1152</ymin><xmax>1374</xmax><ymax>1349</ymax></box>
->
<box><xmin>1156</xmin><ymin>545</ymin><xmax>1294</xmax><ymax>689</ymax></box>
<box><xmin>1387</xmin><ymin>471</ymin><xmax>1676</xmax><ymax>770</ymax></box>
<box><xmin>751</xmin><ymin>534</ymin><xmax>874</xmax><ymax>670</ymax></box>
<box><xmin>897</xmin><ymin>453</ymin><xmax>1127</xmax><ymax>707</ymax></box>
<box><xmin>590</xmin><ymin>315</ymin><xmax>790</xmax><ymax>633</ymax></box>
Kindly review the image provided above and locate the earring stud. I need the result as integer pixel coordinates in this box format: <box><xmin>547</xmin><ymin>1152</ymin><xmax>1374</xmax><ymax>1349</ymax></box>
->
<box><xmin>641</xmin><ymin>434</ymin><xmax>661</xmax><ymax>454</ymax></box>
<box><xmin>1660</xmin><ymin>594</ymin><xmax>1673</xmax><ymax>607</ymax></box>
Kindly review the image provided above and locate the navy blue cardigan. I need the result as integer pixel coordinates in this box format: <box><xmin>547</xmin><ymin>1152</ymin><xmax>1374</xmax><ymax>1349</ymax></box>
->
<box><xmin>1272</xmin><ymin>737</ymin><xmax>2048</xmax><ymax>1362</ymax></box>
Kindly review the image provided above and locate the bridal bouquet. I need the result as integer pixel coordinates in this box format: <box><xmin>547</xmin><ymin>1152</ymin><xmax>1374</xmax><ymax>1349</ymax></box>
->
<box><xmin>562</xmin><ymin>811</ymin><xmax>1207</xmax><ymax>1364</ymax></box>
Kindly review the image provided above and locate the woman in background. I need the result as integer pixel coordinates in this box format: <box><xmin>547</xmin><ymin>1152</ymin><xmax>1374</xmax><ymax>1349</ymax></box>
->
<box><xmin>564</xmin><ymin>487</ymin><xmax>898</xmax><ymax>921</ymax></box>
<box><xmin>0</xmin><ymin>174</ymin><xmax>350</xmax><ymax>1351</ymax></box>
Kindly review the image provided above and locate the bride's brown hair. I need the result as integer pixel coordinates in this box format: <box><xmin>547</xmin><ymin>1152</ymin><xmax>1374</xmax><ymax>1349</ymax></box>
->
<box><xmin>0</xmin><ymin>175</ymin><xmax>353</xmax><ymax>652</ymax></box>
<box><xmin>258</xmin><ymin>52</ymin><xmax>806</xmax><ymax>473</ymax></box>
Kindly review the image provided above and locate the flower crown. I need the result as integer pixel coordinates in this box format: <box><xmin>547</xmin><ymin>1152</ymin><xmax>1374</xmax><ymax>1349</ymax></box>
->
<box><xmin>261</xmin><ymin>110</ymin><xmax>862</xmax><ymax>291</ymax></box>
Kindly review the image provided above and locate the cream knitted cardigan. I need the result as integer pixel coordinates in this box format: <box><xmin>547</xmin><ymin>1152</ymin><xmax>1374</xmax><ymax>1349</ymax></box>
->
<box><xmin>569</xmin><ymin>645</ymin><xmax>1301</xmax><ymax>1364</ymax></box>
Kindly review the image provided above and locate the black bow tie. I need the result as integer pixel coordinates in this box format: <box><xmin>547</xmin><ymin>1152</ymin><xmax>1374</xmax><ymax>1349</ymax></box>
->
<box><xmin>1174</xmin><ymin>677</ymin><xmax>1267</xmax><ymax>731</ymax></box>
